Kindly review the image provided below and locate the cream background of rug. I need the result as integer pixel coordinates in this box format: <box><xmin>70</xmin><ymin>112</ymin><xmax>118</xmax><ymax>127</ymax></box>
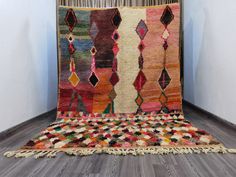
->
<box><xmin>114</xmin><ymin>7</ymin><xmax>145</xmax><ymax>113</ymax></box>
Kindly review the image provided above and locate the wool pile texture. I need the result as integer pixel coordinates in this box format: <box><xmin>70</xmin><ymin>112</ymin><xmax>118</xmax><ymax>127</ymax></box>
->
<box><xmin>4</xmin><ymin>3</ymin><xmax>236</xmax><ymax>158</ymax></box>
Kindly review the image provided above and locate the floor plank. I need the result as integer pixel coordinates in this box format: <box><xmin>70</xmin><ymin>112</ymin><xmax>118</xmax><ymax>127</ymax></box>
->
<box><xmin>0</xmin><ymin>103</ymin><xmax>235</xmax><ymax>177</ymax></box>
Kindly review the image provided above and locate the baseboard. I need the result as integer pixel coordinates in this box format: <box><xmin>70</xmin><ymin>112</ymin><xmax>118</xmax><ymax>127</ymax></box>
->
<box><xmin>183</xmin><ymin>100</ymin><xmax>236</xmax><ymax>130</ymax></box>
<box><xmin>0</xmin><ymin>109</ymin><xmax>56</xmax><ymax>141</ymax></box>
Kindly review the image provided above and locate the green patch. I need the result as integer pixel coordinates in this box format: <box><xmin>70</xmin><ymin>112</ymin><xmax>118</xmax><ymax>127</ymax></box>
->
<box><xmin>67</xmin><ymin>135</ymin><xmax>75</xmax><ymax>140</ymax></box>
<box><xmin>84</xmin><ymin>134</ymin><xmax>90</xmax><ymax>139</ymax></box>
<box><xmin>54</xmin><ymin>127</ymin><xmax>61</xmax><ymax>131</ymax></box>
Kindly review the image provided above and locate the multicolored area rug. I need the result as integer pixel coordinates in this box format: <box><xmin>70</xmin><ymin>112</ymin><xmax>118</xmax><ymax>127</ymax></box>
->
<box><xmin>57</xmin><ymin>4</ymin><xmax>182</xmax><ymax>116</ymax></box>
<box><xmin>5</xmin><ymin>113</ymin><xmax>231</xmax><ymax>158</ymax></box>
<box><xmin>4</xmin><ymin>3</ymin><xmax>235</xmax><ymax>158</ymax></box>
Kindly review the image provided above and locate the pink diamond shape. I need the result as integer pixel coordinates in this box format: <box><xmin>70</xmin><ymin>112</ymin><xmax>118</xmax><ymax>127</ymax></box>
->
<box><xmin>113</xmin><ymin>43</ymin><xmax>119</xmax><ymax>56</ymax></box>
<box><xmin>135</xmin><ymin>20</ymin><xmax>148</xmax><ymax>40</ymax></box>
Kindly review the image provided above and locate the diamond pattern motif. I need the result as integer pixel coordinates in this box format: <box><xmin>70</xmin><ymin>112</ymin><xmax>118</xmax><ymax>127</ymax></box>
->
<box><xmin>138</xmin><ymin>41</ymin><xmax>145</xmax><ymax>52</ymax></box>
<box><xmin>136</xmin><ymin>20</ymin><xmax>148</xmax><ymax>40</ymax></box>
<box><xmin>113</xmin><ymin>43</ymin><xmax>119</xmax><ymax>56</ymax></box>
<box><xmin>90</xmin><ymin>22</ymin><xmax>99</xmax><ymax>40</ymax></box>
<box><xmin>89</xmin><ymin>72</ymin><xmax>99</xmax><ymax>87</ymax></box>
<box><xmin>110</xmin><ymin>72</ymin><xmax>119</xmax><ymax>86</ymax></box>
<box><xmin>162</xmin><ymin>29</ymin><xmax>170</xmax><ymax>40</ymax></box>
<box><xmin>109</xmin><ymin>88</ymin><xmax>117</xmax><ymax>100</ymax></box>
<box><xmin>133</xmin><ymin>70</ymin><xmax>147</xmax><ymax>92</ymax></box>
<box><xmin>159</xmin><ymin>92</ymin><xmax>168</xmax><ymax>106</ymax></box>
<box><xmin>112</xmin><ymin>58</ymin><xmax>118</xmax><ymax>72</ymax></box>
<box><xmin>158</xmin><ymin>68</ymin><xmax>171</xmax><ymax>90</ymax></box>
<box><xmin>138</xmin><ymin>55</ymin><xmax>144</xmax><ymax>69</ymax></box>
<box><xmin>112</xmin><ymin>31</ymin><xmax>120</xmax><ymax>41</ymax></box>
<box><xmin>161</xmin><ymin>106</ymin><xmax>169</xmax><ymax>113</ymax></box>
<box><xmin>66</xmin><ymin>33</ymin><xmax>75</xmax><ymax>43</ymax></box>
<box><xmin>68</xmin><ymin>72</ymin><xmax>80</xmax><ymax>87</ymax></box>
<box><xmin>23</xmin><ymin>113</ymin><xmax>220</xmax><ymax>150</ymax></box>
<box><xmin>57</xmin><ymin>6</ymin><xmax>182</xmax><ymax>118</ymax></box>
<box><xmin>135</xmin><ymin>94</ymin><xmax>144</xmax><ymax>106</ymax></box>
<box><xmin>112</xmin><ymin>10</ymin><xmax>122</xmax><ymax>28</ymax></box>
<box><xmin>160</xmin><ymin>6</ymin><xmax>174</xmax><ymax>27</ymax></box>
<box><xmin>64</xmin><ymin>9</ymin><xmax>77</xmax><ymax>32</ymax></box>
<box><xmin>90</xmin><ymin>46</ymin><xmax>97</xmax><ymax>55</ymax></box>
<box><xmin>163</xmin><ymin>41</ymin><xmax>168</xmax><ymax>50</ymax></box>
<box><xmin>21</xmin><ymin>5</ymin><xmax>223</xmax><ymax>156</ymax></box>
<box><xmin>68</xmin><ymin>43</ymin><xmax>76</xmax><ymax>55</ymax></box>
<box><xmin>69</xmin><ymin>59</ymin><xmax>75</xmax><ymax>72</ymax></box>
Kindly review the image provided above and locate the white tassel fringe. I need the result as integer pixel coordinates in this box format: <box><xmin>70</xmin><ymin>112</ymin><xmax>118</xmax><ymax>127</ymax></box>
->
<box><xmin>3</xmin><ymin>145</ymin><xmax>236</xmax><ymax>158</ymax></box>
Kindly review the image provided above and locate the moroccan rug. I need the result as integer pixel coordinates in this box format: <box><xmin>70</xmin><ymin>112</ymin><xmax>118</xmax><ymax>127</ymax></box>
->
<box><xmin>4</xmin><ymin>3</ymin><xmax>235</xmax><ymax>158</ymax></box>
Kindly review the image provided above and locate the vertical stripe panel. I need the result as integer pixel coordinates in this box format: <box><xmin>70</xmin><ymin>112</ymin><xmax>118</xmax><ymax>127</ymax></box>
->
<box><xmin>114</xmin><ymin>7</ymin><xmax>146</xmax><ymax>113</ymax></box>
<box><xmin>164</xmin><ymin>4</ymin><xmax>182</xmax><ymax>111</ymax></box>
<box><xmin>141</xmin><ymin>7</ymin><xmax>164</xmax><ymax>112</ymax></box>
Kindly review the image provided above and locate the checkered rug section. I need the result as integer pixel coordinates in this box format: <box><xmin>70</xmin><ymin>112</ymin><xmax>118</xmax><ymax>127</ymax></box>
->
<box><xmin>22</xmin><ymin>114</ymin><xmax>221</xmax><ymax>149</ymax></box>
<box><xmin>4</xmin><ymin>113</ymin><xmax>235</xmax><ymax>158</ymax></box>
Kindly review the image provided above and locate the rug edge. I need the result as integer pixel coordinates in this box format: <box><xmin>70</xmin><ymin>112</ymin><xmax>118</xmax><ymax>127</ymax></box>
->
<box><xmin>4</xmin><ymin>144</ymin><xmax>236</xmax><ymax>158</ymax></box>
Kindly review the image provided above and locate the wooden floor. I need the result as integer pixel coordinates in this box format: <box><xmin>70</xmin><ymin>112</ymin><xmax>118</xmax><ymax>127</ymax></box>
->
<box><xmin>0</xmin><ymin>104</ymin><xmax>235</xmax><ymax>177</ymax></box>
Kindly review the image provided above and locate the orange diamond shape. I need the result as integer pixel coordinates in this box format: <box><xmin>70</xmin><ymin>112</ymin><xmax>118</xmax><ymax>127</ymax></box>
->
<box><xmin>135</xmin><ymin>94</ymin><xmax>144</xmax><ymax>106</ymax></box>
<box><xmin>159</xmin><ymin>92</ymin><xmax>167</xmax><ymax>106</ymax></box>
<box><xmin>68</xmin><ymin>72</ymin><xmax>80</xmax><ymax>87</ymax></box>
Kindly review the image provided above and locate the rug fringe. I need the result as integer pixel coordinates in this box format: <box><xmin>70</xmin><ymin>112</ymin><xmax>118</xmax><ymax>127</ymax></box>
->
<box><xmin>3</xmin><ymin>150</ymin><xmax>60</xmax><ymax>158</ymax></box>
<box><xmin>3</xmin><ymin>145</ymin><xmax>236</xmax><ymax>158</ymax></box>
<box><xmin>227</xmin><ymin>148</ymin><xmax>236</xmax><ymax>154</ymax></box>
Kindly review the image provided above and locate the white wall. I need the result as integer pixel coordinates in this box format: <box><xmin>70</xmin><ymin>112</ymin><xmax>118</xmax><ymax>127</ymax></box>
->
<box><xmin>184</xmin><ymin>0</ymin><xmax>236</xmax><ymax>124</ymax></box>
<box><xmin>0</xmin><ymin>0</ymin><xmax>58</xmax><ymax>132</ymax></box>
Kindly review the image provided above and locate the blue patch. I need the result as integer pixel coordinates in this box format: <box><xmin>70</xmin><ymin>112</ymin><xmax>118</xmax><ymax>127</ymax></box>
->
<box><xmin>74</xmin><ymin>39</ymin><xmax>93</xmax><ymax>52</ymax></box>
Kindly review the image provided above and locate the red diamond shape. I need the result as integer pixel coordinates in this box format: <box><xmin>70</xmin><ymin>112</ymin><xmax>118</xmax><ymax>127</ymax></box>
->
<box><xmin>163</xmin><ymin>41</ymin><xmax>168</xmax><ymax>50</ymax></box>
<box><xmin>68</xmin><ymin>43</ymin><xmax>76</xmax><ymax>55</ymax></box>
<box><xmin>112</xmin><ymin>58</ymin><xmax>118</xmax><ymax>72</ymax></box>
<box><xmin>133</xmin><ymin>70</ymin><xmax>147</xmax><ymax>91</ymax></box>
<box><xmin>110</xmin><ymin>72</ymin><xmax>119</xmax><ymax>86</ymax></box>
<box><xmin>65</xmin><ymin>9</ymin><xmax>77</xmax><ymax>32</ymax></box>
<box><xmin>138</xmin><ymin>41</ymin><xmax>145</xmax><ymax>52</ymax></box>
